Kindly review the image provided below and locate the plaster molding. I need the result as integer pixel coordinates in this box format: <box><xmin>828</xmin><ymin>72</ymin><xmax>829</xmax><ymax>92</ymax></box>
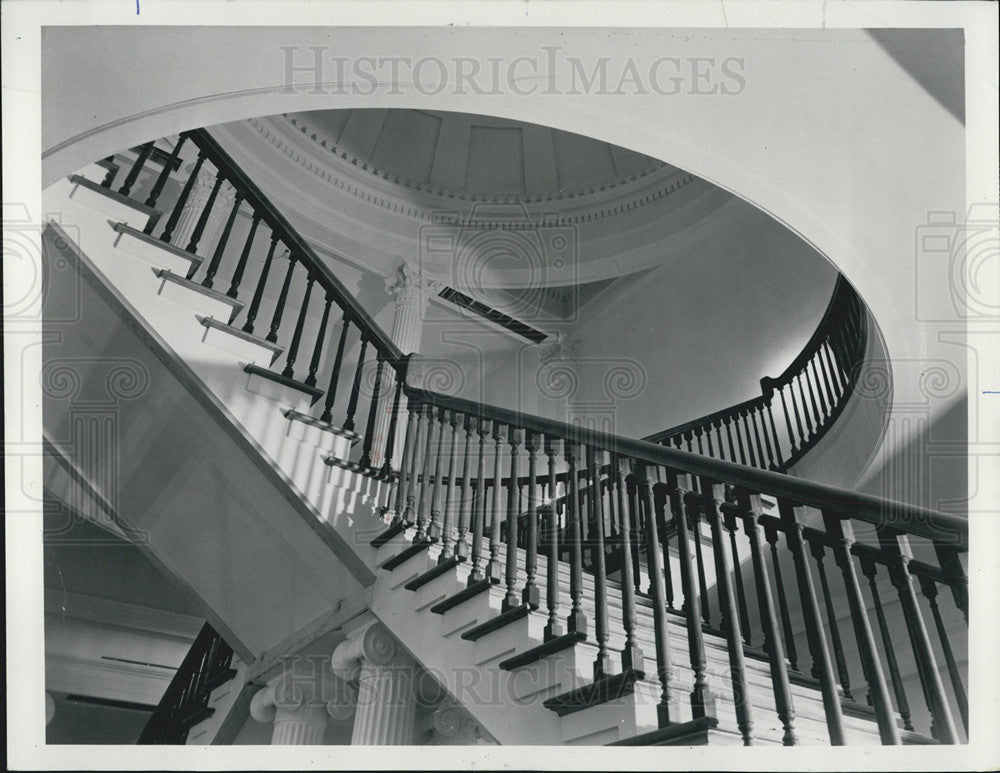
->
<box><xmin>43</xmin><ymin>588</ymin><xmax>204</xmax><ymax>640</ymax></box>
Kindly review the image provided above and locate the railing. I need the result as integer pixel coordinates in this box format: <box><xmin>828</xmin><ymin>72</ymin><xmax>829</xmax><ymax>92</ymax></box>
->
<box><xmin>391</xmin><ymin>357</ymin><xmax>967</xmax><ymax>745</ymax></box>
<box><xmin>644</xmin><ymin>276</ymin><xmax>869</xmax><ymax>472</ymax></box>
<box><xmin>137</xmin><ymin>623</ymin><xmax>236</xmax><ymax>744</ymax></box>
<box><xmin>101</xmin><ymin>131</ymin><xmax>407</xmax><ymax>475</ymax></box>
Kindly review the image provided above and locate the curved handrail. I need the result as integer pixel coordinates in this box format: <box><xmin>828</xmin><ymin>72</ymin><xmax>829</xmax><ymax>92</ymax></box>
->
<box><xmin>643</xmin><ymin>275</ymin><xmax>868</xmax><ymax>472</ymax></box>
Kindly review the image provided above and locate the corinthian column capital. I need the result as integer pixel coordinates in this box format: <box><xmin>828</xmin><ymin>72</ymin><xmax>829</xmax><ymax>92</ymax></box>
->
<box><xmin>385</xmin><ymin>261</ymin><xmax>442</xmax><ymax>312</ymax></box>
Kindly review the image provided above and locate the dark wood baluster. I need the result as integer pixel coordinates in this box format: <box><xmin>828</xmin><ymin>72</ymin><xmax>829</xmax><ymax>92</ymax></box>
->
<box><xmin>304</xmin><ymin>293</ymin><xmax>333</xmax><ymax>388</ymax></box>
<box><xmin>522</xmin><ymin>431</ymin><xmax>540</xmax><ymax>609</ymax></box>
<box><xmin>779</xmin><ymin>501</ymin><xmax>846</xmax><ymax>745</ymax></box>
<box><xmin>342</xmin><ymin>336</ymin><xmax>369</xmax><ymax>431</ymax></box>
<box><xmin>755</xmin><ymin>409</ymin><xmax>776</xmax><ymax>470</ymax></box>
<box><xmin>588</xmin><ymin>447</ymin><xmax>612</xmax><ymax>680</ymax></box>
<box><xmin>265</xmin><ymin>250</ymin><xmax>295</xmax><ymax>344</ymax></box>
<box><xmin>811</xmin><ymin>358</ymin><xmax>831</xmax><ymax>419</ymax></box>
<box><xmin>737</xmin><ymin>491</ymin><xmax>797</xmax><ymax>745</ymax></box>
<box><xmin>859</xmin><ymin>556</ymin><xmax>914</xmax><ymax>732</ymax></box>
<box><xmin>281</xmin><ymin>269</ymin><xmax>314</xmax><ymax>378</ymax></box>
<box><xmin>821</xmin><ymin>511</ymin><xmax>900</xmax><ymax>745</ymax></box>
<box><xmin>145</xmin><ymin>135</ymin><xmax>187</xmax><ymax>210</ymax></box>
<box><xmin>634</xmin><ymin>462</ymin><xmax>675</xmax><ymax>725</ymax></box>
<box><xmin>452</xmin><ymin>415</ymin><xmax>474</xmax><ymax>561</ymax></box>
<box><xmin>543</xmin><ymin>436</ymin><xmax>564</xmax><ymax>640</ymax></box>
<box><xmin>803</xmin><ymin>364</ymin><xmax>823</xmax><ymax>426</ymax></box>
<box><xmin>319</xmin><ymin>311</ymin><xmax>351</xmax><ymax>423</ymax></box>
<box><xmin>880</xmin><ymin>529</ymin><xmax>959</xmax><ymax>743</ymax></box>
<box><xmin>714</xmin><ymin>420</ymin><xmax>726</xmax><ymax>461</ymax></box>
<box><xmin>484</xmin><ymin>423</ymin><xmax>505</xmax><ymax>584</ymax></box>
<box><xmin>226</xmin><ymin>213</ymin><xmax>261</xmax><ymax>299</ymax></box>
<box><xmin>467</xmin><ymin>419</ymin><xmax>490</xmax><ymax>585</ymax></box>
<box><xmin>119</xmin><ymin>141</ymin><xmax>155</xmax><ymax>197</ymax></box>
<box><xmin>749</xmin><ymin>410</ymin><xmax>768</xmax><ymax>469</ymax></box>
<box><xmin>686</xmin><ymin>494</ymin><xmax>712</xmax><ymax>627</ymax></box>
<box><xmin>778</xmin><ymin>384</ymin><xmax>799</xmax><ymax>456</ymax></box>
<box><xmin>765</xmin><ymin>402</ymin><xmax>785</xmax><ymax>470</ymax></box>
<box><xmin>723</xmin><ymin>510</ymin><xmax>753</xmax><ymax>648</ymax></box>
<box><xmin>704</xmin><ymin>425</ymin><xmax>716</xmax><ymax>457</ymax></box>
<box><xmin>100</xmin><ymin>156</ymin><xmax>118</xmax><ymax>189</ymax></box>
<box><xmin>789</xmin><ymin>379</ymin><xmax>808</xmax><ymax>449</ymax></box>
<box><xmin>359</xmin><ymin>353</ymin><xmax>386</xmax><ymax>469</ymax></box>
<box><xmin>413</xmin><ymin>403</ymin><xmax>437</xmax><ymax>543</ymax></box>
<box><xmin>742</xmin><ymin>412</ymin><xmax>758</xmax><ymax>467</ymax></box>
<box><xmin>652</xmin><ymin>482</ymin><xmax>675</xmax><ymax>609</ymax></box>
<box><xmin>564</xmin><ymin>442</ymin><xmax>587</xmax><ymax>634</ymax></box>
<box><xmin>934</xmin><ymin>545</ymin><xmax>968</xmax><ymax>624</ymax></box>
<box><xmin>821</xmin><ymin>339</ymin><xmax>843</xmax><ymax>397</ymax></box>
<box><xmin>694</xmin><ymin>426</ymin><xmax>706</xmax><ymax>456</ymax></box>
<box><xmin>406</xmin><ymin>404</ymin><xmax>429</xmax><ymax>533</ymax></box>
<box><xmin>703</xmin><ymin>479</ymin><xmax>754</xmax><ymax>745</ymax></box>
<box><xmin>615</xmin><ymin>456</ymin><xmax>643</xmax><ymax>675</ymax></box>
<box><xmin>426</xmin><ymin>407</ymin><xmax>448</xmax><ymax>543</ymax></box>
<box><xmin>808</xmin><ymin>536</ymin><xmax>854</xmax><ymax>701</ymax></box>
<box><xmin>666</xmin><ymin>471</ymin><xmax>717</xmax><ymax>719</ymax></box>
<box><xmin>724</xmin><ymin>416</ymin><xmax>738</xmax><ymax>461</ymax></box>
<box><xmin>389</xmin><ymin>404</ymin><xmax>417</xmax><ymax>525</ymax></box>
<box><xmin>201</xmin><ymin>189</ymin><xmax>243</xmax><ymax>288</ymax></box>
<box><xmin>240</xmin><ymin>232</ymin><xmax>278</xmax><ymax>335</ymax></box>
<box><xmin>502</xmin><ymin>427</ymin><xmax>524</xmax><ymax>612</ymax></box>
<box><xmin>159</xmin><ymin>151</ymin><xmax>206</xmax><ymax>244</ymax></box>
<box><xmin>798</xmin><ymin>373</ymin><xmax>816</xmax><ymax>440</ymax></box>
<box><xmin>627</xmin><ymin>474</ymin><xmax>644</xmax><ymax>599</ymax></box>
<box><xmin>185</xmin><ymin>169</ymin><xmax>224</xmax><ymax>254</ymax></box>
<box><xmin>380</xmin><ymin>371</ymin><xmax>404</xmax><ymax>477</ymax></box>
<box><xmin>764</xmin><ymin>521</ymin><xmax>798</xmax><ymax>672</ymax></box>
<box><xmin>918</xmin><ymin>575</ymin><xmax>968</xmax><ymax>735</ymax></box>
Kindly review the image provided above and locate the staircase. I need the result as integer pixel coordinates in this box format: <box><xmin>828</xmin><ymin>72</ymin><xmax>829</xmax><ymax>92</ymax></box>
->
<box><xmin>41</xmin><ymin>129</ymin><xmax>969</xmax><ymax>746</ymax></box>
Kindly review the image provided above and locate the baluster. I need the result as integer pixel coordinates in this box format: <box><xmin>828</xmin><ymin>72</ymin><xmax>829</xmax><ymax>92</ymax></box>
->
<box><xmin>303</xmin><ymin>292</ymin><xmax>333</xmax><ymax>388</ymax></box>
<box><xmin>808</xmin><ymin>536</ymin><xmax>854</xmax><ymax>701</ymax></box>
<box><xmin>452</xmin><ymin>416</ymin><xmax>475</xmax><ymax>561</ymax></box>
<box><xmin>750</xmin><ymin>409</ymin><xmax>768</xmax><ymax>469</ymax></box>
<box><xmin>145</xmin><ymin>135</ymin><xmax>187</xmax><ymax>211</ymax></box>
<box><xmin>412</xmin><ymin>403</ymin><xmax>438</xmax><ymax>543</ymax></box>
<box><xmin>485</xmin><ymin>423</ymin><xmax>505</xmax><ymax>584</ymax></box>
<box><xmin>426</xmin><ymin>408</ymin><xmax>448</xmax><ymax>543</ymax></box>
<box><xmin>119</xmin><ymin>141</ymin><xmax>155</xmax><ymax>197</ymax></box>
<box><xmin>683</xmin><ymin>431</ymin><xmax>694</xmax><ymax>453</ymax></box>
<box><xmin>754</xmin><ymin>408</ymin><xmax>775</xmax><ymax>469</ymax></box>
<box><xmin>714</xmin><ymin>420</ymin><xmax>726</xmax><ymax>461</ymax></box>
<box><xmin>811</xmin><ymin>357</ymin><xmax>831</xmax><ymax>420</ymax></box>
<box><xmin>686</xmin><ymin>494</ymin><xmax>712</xmax><ymax>627</ymax></box>
<box><xmin>389</xmin><ymin>404</ymin><xmax>417</xmax><ymax>525</ymax></box>
<box><xmin>265</xmin><ymin>250</ymin><xmax>296</xmax><ymax>344</ymax></box>
<box><xmin>765</xmin><ymin>401</ymin><xmax>785</xmax><ymax>470</ymax></box>
<box><xmin>702</xmin><ymin>479</ymin><xmax>754</xmax><ymax>745</ymax></box>
<box><xmin>694</xmin><ymin>426</ymin><xmax>706</xmax><ymax>455</ymax></box>
<box><xmin>789</xmin><ymin>378</ymin><xmax>808</xmax><ymax>448</ymax></box>
<box><xmin>665</xmin><ymin>471</ymin><xmax>717</xmax><ymax>719</ymax></box>
<box><xmin>723</xmin><ymin>510</ymin><xmax>753</xmax><ymax>648</ymax></box>
<box><xmin>359</xmin><ymin>353</ymin><xmax>386</xmax><ymax>469</ymax></box>
<box><xmin>543</xmin><ymin>436</ymin><xmax>564</xmax><ymax>640</ymax></box>
<box><xmin>627</xmin><ymin>474</ymin><xmax>644</xmax><ymax>599</ymax></box>
<box><xmin>185</xmin><ymin>168</ymin><xmax>224</xmax><ymax>254</ymax></box>
<box><xmin>100</xmin><ymin>156</ymin><xmax>118</xmax><ymax>189</ymax></box>
<box><xmin>880</xmin><ymin>529</ymin><xmax>959</xmax><ymax>743</ymax></box>
<box><xmin>502</xmin><ymin>427</ymin><xmax>524</xmax><ymax>612</ymax></box>
<box><xmin>319</xmin><ymin>311</ymin><xmax>351</xmax><ymax>424</ymax></box>
<box><xmin>651</xmin><ymin>482</ymin><xmax>675</xmax><ymax>609</ymax></box>
<box><xmin>522</xmin><ymin>431</ymin><xmax>541</xmax><ymax>609</ymax></box>
<box><xmin>934</xmin><ymin>545</ymin><xmax>968</xmax><ymax>624</ymax></box>
<box><xmin>778</xmin><ymin>384</ymin><xmax>799</xmax><ymax>456</ymax></box>
<box><xmin>587</xmin><ymin>447</ymin><xmax>612</xmax><ymax>679</ymax></box>
<box><xmin>380</xmin><ymin>370</ymin><xmax>404</xmax><ymax>477</ymax></box>
<box><xmin>201</xmin><ymin>188</ymin><xmax>243</xmax><ymax>288</ymax></box>
<box><xmin>467</xmin><ymin>419</ymin><xmax>490</xmax><ymax>585</ymax></box>
<box><xmin>564</xmin><ymin>442</ymin><xmax>587</xmax><ymax>634</ymax></box>
<box><xmin>764</xmin><ymin>521</ymin><xmax>798</xmax><ymax>671</ymax></box>
<box><xmin>821</xmin><ymin>511</ymin><xmax>900</xmax><ymax>744</ymax></box>
<box><xmin>226</xmin><ymin>213</ymin><xmax>261</xmax><ymax>299</ymax></box>
<box><xmin>408</xmin><ymin>404</ymin><xmax>430</xmax><ymax>536</ymax></box>
<box><xmin>724</xmin><ymin>416</ymin><xmax>738</xmax><ymax>461</ymax></box>
<box><xmin>159</xmin><ymin>150</ymin><xmax>206</xmax><ymax>244</ymax></box>
<box><xmin>240</xmin><ymin>232</ymin><xmax>278</xmax><ymax>335</ymax></box>
<box><xmin>737</xmin><ymin>490</ymin><xmax>797</xmax><ymax>745</ymax></box>
<box><xmin>779</xmin><ymin>501</ymin><xmax>847</xmax><ymax>745</ymax></box>
<box><xmin>615</xmin><ymin>456</ymin><xmax>643</xmax><ymax>674</ymax></box>
<box><xmin>741</xmin><ymin>412</ymin><xmax>758</xmax><ymax>467</ymax></box>
<box><xmin>342</xmin><ymin>336</ymin><xmax>369</xmax><ymax>431</ymax></box>
<box><xmin>918</xmin><ymin>575</ymin><xmax>968</xmax><ymax>735</ymax></box>
<box><xmin>704</xmin><ymin>424</ymin><xmax>715</xmax><ymax>457</ymax></box>
<box><xmin>859</xmin><ymin>556</ymin><xmax>914</xmax><ymax>732</ymax></box>
<box><xmin>822</xmin><ymin>339</ymin><xmax>843</xmax><ymax>397</ymax></box>
<box><xmin>280</xmin><ymin>269</ymin><xmax>314</xmax><ymax>378</ymax></box>
<box><xmin>803</xmin><ymin>363</ymin><xmax>823</xmax><ymax>427</ymax></box>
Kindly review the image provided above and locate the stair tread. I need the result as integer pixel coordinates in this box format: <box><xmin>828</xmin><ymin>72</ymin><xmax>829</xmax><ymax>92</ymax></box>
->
<box><xmin>543</xmin><ymin>669</ymin><xmax>645</xmax><ymax>717</ymax></box>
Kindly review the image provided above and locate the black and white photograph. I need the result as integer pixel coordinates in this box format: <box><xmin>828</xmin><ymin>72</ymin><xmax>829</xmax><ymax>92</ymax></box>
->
<box><xmin>4</xmin><ymin>1</ymin><xmax>999</xmax><ymax>769</ymax></box>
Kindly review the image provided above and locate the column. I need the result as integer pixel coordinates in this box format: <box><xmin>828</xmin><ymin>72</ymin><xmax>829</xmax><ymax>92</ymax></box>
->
<box><xmin>369</xmin><ymin>262</ymin><xmax>441</xmax><ymax>472</ymax></box>
<box><xmin>330</xmin><ymin>621</ymin><xmax>419</xmax><ymax>745</ymax></box>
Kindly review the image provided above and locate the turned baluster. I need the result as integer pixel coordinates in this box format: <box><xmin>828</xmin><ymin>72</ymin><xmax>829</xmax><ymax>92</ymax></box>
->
<box><xmin>342</xmin><ymin>336</ymin><xmax>369</xmax><ymax>431</ymax></box>
<box><xmin>765</xmin><ymin>401</ymin><xmax>785</xmax><ymax>470</ymax></box>
<box><xmin>280</xmin><ymin>268</ymin><xmax>315</xmax><ymax>378</ymax></box>
<box><xmin>821</xmin><ymin>512</ymin><xmax>900</xmax><ymax>745</ymax></box>
<box><xmin>425</xmin><ymin>407</ymin><xmax>448</xmax><ymax>543</ymax></box>
<box><xmin>502</xmin><ymin>427</ymin><xmax>524</xmax><ymax>612</ymax></box>
<box><xmin>685</xmin><ymin>493</ymin><xmax>712</xmax><ymax>627</ymax></box>
<box><xmin>304</xmin><ymin>293</ymin><xmax>333</xmax><ymax>388</ymax></box>
<box><xmin>226</xmin><ymin>213</ymin><xmax>261</xmax><ymax>299</ymax></box>
<box><xmin>587</xmin><ymin>447</ymin><xmax>612</xmax><ymax>679</ymax></box>
<box><xmin>803</xmin><ymin>363</ymin><xmax>823</xmax><ymax>426</ymax></box>
<box><xmin>359</xmin><ymin>353</ymin><xmax>387</xmax><ymax>469</ymax></box>
<box><xmin>159</xmin><ymin>151</ymin><xmax>206</xmax><ymax>244</ymax></box>
<box><xmin>723</xmin><ymin>415</ymin><xmax>738</xmax><ymax>461</ymax></box>
<box><xmin>859</xmin><ymin>556</ymin><xmax>914</xmax><ymax>732</ymax></box>
<box><xmin>389</xmin><ymin>404</ymin><xmax>418</xmax><ymax>525</ymax></box>
<box><xmin>808</xmin><ymin>536</ymin><xmax>854</xmax><ymax>701</ymax></box>
<box><xmin>666</xmin><ymin>471</ymin><xmax>717</xmax><ymax>719</ymax></box>
<box><xmin>879</xmin><ymin>529</ymin><xmax>958</xmax><ymax>744</ymax></box>
<box><xmin>201</xmin><ymin>188</ymin><xmax>243</xmax><ymax>288</ymax></box>
<box><xmin>119</xmin><ymin>141</ymin><xmax>155</xmax><ymax>198</ymax></box>
<box><xmin>764</xmin><ymin>521</ymin><xmax>799</xmax><ymax>671</ymax></box>
<box><xmin>737</xmin><ymin>490</ymin><xmax>797</xmax><ymax>745</ymax></box>
<box><xmin>240</xmin><ymin>232</ymin><xmax>278</xmax><ymax>334</ymax></box>
<box><xmin>100</xmin><ymin>156</ymin><xmax>118</xmax><ymax>189</ymax></box>
<box><xmin>651</xmin><ymin>482</ymin><xmax>675</xmax><ymax>610</ymax></box>
<box><xmin>811</xmin><ymin>357</ymin><xmax>831</xmax><ymax>420</ymax></box>
<box><xmin>467</xmin><ymin>420</ymin><xmax>491</xmax><ymax>585</ymax></box>
<box><xmin>543</xmin><ymin>436</ymin><xmax>564</xmax><ymax>640</ymax></box>
<box><xmin>703</xmin><ymin>479</ymin><xmax>753</xmax><ymax>745</ymax></box>
<box><xmin>319</xmin><ymin>311</ymin><xmax>352</xmax><ymax>424</ymax></box>
<box><xmin>408</xmin><ymin>404</ymin><xmax>431</xmax><ymax>538</ymax></box>
<box><xmin>452</xmin><ymin>416</ymin><xmax>475</xmax><ymax>561</ymax></box>
<box><xmin>777</xmin><ymin>383</ymin><xmax>799</xmax><ymax>456</ymax></box>
<box><xmin>145</xmin><ymin>135</ymin><xmax>187</xmax><ymax>211</ymax></box>
<box><xmin>484</xmin><ymin>423</ymin><xmax>505</xmax><ymax>584</ymax></box>
<box><xmin>723</xmin><ymin>510</ymin><xmax>753</xmax><ymax>648</ymax></box>
<box><xmin>265</xmin><ymin>250</ymin><xmax>296</xmax><ymax>344</ymax></box>
<box><xmin>522</xmin><ymin>431</ymin><xmax>541</xmax><ymax>609</ymax></box>
<box><xmin>779</xmin><ymin>501</ymin><xmax>846</xmax><ymax>745</ymax></box>
<box><xmin>615</xmin><ymin>456</ymin><xmax>643</xmax><ymax>675</ymax></box>
<box><xmin>918</xmin><ymin>574</ymin><xmax>968</xmax><ymax>735</ymax></box>
<box><xmin>935</xmin><ymin>545</ymin><xmax>968</xmax><ymax>624</ymax></box>
<box><xmin>749</xmin><ymin>409</ymin><xmax>768</xmax><ymax>469</ymax></box>
<box><xmin>755</xmin><ymin>408</ymin><xmax>776</xmax><ymax>470</ymax></box>
<box><xmin>185</xmin><ymin>168</ymin><xmax>224</xmax><ymax>254</ymax></box>
<box><xmin>564</xmin><ymin>442</ymin><xmax>587</xmax><ymax>634</ymax></box>
<box><xmin>380</xmin><ymin>371</ymin><xmax>404</xmax><ymax>477</ymax></box>
<box><xmin>626</xmin><ymin>474</ymin><xmax>644</xmax><ymax>599</ymax></box>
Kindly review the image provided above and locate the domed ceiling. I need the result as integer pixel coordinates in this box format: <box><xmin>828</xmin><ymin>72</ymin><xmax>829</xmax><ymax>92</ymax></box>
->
<box><xmin>284</xmin><ymin>109</ymin><xmax>671</xmax><ymax>202</ymax></box>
